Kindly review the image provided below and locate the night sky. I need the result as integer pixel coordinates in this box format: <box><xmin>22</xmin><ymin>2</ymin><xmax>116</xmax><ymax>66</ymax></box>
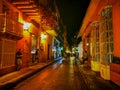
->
<box><xmin>56</xmin><ymin>0</ymin><xmax>90</xmax><ymax>48</ymax></box>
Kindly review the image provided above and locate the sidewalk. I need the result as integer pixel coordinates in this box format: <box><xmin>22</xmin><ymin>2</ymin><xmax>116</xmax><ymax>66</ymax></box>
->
<box><xmin>0</xmin><ymin>60</ymin><xmax>56</xmax><ymax>90</ymax></box>
<box><xmin>78</xmin><ymin>64</ymin><xmax>120</xmax><ymax>90</ymax></box>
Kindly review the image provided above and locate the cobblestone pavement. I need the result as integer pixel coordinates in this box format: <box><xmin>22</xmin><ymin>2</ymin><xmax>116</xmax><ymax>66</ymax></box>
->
<box><xmin>76</xmin><ymin>63</ymin><xmax>120</xmax><ymax>90</ymax></box>
<box><xmin>0</xmin><ymin>57</ymin><xmax>120</xmax><ymax>90</ymax></box>
<box><xmin>12</xmin><ymin>59</ymin><xmax>120</xmax><ymax>90</ymax></box>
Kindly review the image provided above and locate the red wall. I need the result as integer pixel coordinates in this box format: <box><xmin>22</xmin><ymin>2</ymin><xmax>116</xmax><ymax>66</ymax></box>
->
<box><xmin>113</xmin><ymin>3</ymin><xmax>120</xmax><ymax>57</ymax></box>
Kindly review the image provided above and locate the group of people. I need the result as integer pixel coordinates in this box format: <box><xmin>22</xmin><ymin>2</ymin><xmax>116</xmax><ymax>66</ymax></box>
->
<box><xmin>16</xmin><ymin>49</ymin><xmax>39</xmax><ymax>70</ymax></box>
<box><xmin>83</xmin><ymin>51</ymin><xmax>88</xmax><ymax>64</ymax></box>
<box><xmin>62</xmin><ymin>51</ymin><xmax>88</xmax><ymax>64</ymax></box>
<box><xmin>16</xmin><ymin>49</ymin><xmax>88</xmax><ymax>70</ymax></box>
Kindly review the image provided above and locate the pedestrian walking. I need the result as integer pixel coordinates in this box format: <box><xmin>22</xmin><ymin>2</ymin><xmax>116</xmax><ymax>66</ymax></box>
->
<box><xmin>83</xmin><ymin>50</ymin><xmax>88</xmax><ymax>64</ymax></box>
<box><xmin>16</xmin><ymin>49</ymin><xmax>22</xmax><ymax>70</ymax></box>
<box><xmin>35</xmin><ymin>49</ymin><xmax>39</xmax><ymax>63</ymax></box>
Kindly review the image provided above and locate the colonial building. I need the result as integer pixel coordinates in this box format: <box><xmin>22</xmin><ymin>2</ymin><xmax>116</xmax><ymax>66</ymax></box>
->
<box><xmin>78</xmin><ymin>0</ymin><xmax>120</xmax><ymax>86</ymax></box>
<box><xmin>0</xmin><ymin>0</ymin><xmax>61</xmax><ymax>76</ymax></box>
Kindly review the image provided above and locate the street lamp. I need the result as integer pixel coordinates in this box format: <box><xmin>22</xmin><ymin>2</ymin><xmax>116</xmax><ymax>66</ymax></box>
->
<box><xmin>41</xmin><ymin>33</ymin><xmax>47</xmax><ymax>39</ymax></box>
<box><xmin>86</xmin><ymin>43</ymin><xmax>89</xmax><ymax>46</ymax></box>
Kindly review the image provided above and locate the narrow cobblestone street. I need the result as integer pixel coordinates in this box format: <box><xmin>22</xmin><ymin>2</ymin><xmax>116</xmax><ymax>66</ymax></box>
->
<box><xmin>77</xmin><ymin>65</ymin><xmax>120</xmax><ymax>90</ymax></box>
<box><xmin>10</xmin><ymin>57</ymin><xmax>120</xmax><ymax>90</ymax></box>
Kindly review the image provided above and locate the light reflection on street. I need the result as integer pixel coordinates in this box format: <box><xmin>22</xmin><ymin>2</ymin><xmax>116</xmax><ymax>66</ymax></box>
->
<box><xmin>12</xmin><ymin>56</ymin><xmax>120</xmax><ymax>90</ymax></box>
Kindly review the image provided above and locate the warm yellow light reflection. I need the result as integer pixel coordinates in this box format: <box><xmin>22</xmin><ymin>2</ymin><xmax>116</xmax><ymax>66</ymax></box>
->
<box><xmin>46</xmin><ymin>29</ymin><xmax>57</xmax><ymax>36</ymax></box>
<box><xmin>23</xmin><ymin>30</ymin><xmax>29</xmax><ymax>36</ymax></box>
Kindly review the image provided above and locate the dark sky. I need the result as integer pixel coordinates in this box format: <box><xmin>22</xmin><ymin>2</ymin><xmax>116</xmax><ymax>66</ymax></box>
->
<box><xmin>56</xmin><ymin>0</ymin><xmax>90</xmax><ymax>48</ymax></box>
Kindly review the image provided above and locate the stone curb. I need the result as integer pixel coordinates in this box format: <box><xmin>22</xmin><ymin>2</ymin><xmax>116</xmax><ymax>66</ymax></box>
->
<box><xmin>0</xmin><ymin>61</ymin><xmax>56</xmax><ymax>90</ymax></box>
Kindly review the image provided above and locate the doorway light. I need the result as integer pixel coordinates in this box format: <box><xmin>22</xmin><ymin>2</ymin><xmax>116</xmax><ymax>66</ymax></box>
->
<box><xmin>41</xmin><ymin>33</ymin><xmax>47</xmax><ymax>39</ymax></box>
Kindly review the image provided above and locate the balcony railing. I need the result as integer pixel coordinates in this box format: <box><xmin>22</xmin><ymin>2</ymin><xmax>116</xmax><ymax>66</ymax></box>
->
<box><xmin>0</xmin><ymin>13</ymin><xmax>23</xmax><ymax>39</ymax></box>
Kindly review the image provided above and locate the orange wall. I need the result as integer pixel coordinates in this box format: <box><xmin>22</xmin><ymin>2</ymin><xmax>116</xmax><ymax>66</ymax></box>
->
<box><xmin>16</xmin><ymin>24</ymin><xmax>39</xmax><ymax>67</ymax></box>
<box><xmin>16</xmin><ymin>33</ymin><xmax>31</xmax><ymax>67</ymax></box>
<box><xmin>40</xmin><ymin>34</ymin><xmax>53</xmax><ymax>62</ymax></box>
<box><xmin>112</xmin><ymin>3</ymin><xmax>120</xmax><ymax>57</ymax></box>
<box><xmin>89</xmin><ymin>0</ymin><xmax>120</xmax><ymax>57</ymax></box>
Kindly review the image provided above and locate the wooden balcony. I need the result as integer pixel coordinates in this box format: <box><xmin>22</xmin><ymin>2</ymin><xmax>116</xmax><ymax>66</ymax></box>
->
<box><xmin>0</xmin><ymin>13</ymin><xmax>23</xmax><ymax>40</ymax></box>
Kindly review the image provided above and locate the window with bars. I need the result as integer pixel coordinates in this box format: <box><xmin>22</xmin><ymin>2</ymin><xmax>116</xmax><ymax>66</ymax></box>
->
<box><xmin>91</xmin><ymin>22</ymin><xmax>100</xmax><ymax>62</ymax></box>
<box><xmin>0</xmin><ymin>39</ymin><xmax>16</xmax><ymax>68</ymax></box>
<box><xmin>100</xmin><ymin>6</ymin><xmax>113</xmax><ymax>65</ymax></box>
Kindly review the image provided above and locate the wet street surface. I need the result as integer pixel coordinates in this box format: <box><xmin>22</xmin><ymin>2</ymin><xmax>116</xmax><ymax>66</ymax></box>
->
<box><xmin>11</xmin><ymin>57</ymin><xmax>120</xmax><ymax>90</ymax></box>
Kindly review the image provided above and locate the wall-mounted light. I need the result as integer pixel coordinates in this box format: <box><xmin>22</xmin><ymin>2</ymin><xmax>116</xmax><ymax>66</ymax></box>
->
<box><xmin>41</xmin><ymin>33</ymin><xmax>47</xmax><ymax>39</ymax></box>
<box><xmin>23</xmin><ymin>22</ymin><xmax>31</xmax><ymax>31</ymax></box>
<box><xmin>86</xmin><ymin>43</ymin><xmax>89</xmax><ymax>46</ymax></box>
